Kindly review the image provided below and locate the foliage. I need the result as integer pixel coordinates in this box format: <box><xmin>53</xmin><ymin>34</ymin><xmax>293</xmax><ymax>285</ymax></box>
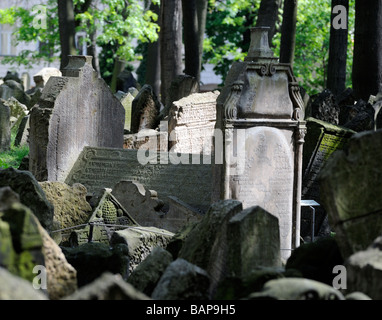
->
<box><xmin>0</xmin><ymin>0</ymin><xmax>160</xmax><ymax>69</ymax></box>
<box><xmin>0</xmin><ymin>0</ymin><xmax>60</xmax><ymax>68</ymax></box>
<box><xmin>76</xmin><ymin>0</ymin><xmax>160</xmax><ymax>62</ymax></box>
<box><xmin>0</xmin><ymin>131</ymin><xmax>29</xmax><ymax>170</ymax></box>
<box><xmin>204</xmin><ymin>0</ymin><xmax>355</xmax><ymax>95</ymax></box>
<box><xmin>204</xmin><ymin>0</ymin><xmax>260</xmax><ymax>82</ymax></box>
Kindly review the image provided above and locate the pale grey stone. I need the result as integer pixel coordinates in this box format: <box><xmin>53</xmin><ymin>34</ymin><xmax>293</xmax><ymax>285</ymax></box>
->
<box><xmin>29</xmin><ymin>55</ymin><xmax>125</xmax><ymax>182</ymax></box>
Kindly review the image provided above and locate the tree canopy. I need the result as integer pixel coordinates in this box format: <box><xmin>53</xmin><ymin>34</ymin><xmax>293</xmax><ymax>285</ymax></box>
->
<box><xmin>0</xmin><ymin>0</ymin><xmax>356</xmax><ymax>96</ymax></box>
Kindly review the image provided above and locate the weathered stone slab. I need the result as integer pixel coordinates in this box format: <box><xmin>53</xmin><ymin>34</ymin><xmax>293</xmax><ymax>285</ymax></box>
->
<box><xmin>29</xmin><ymin>55</ymin><xmax>125</xmax><ymax>182</ymax></box>
<box><xmin>0</xmin><ymin>101</ymin><xmax>11</xmax><ymax>151</ymax></box>
<box><xmin>110</xmin><ymin>226</ymin><xmax>174</xmax><ymax>273</ymax></box>
<box><xmin>14</xmin><ymin>115</ymin><xmax>30</xmax><ymax>147</ymax></box>
<box><xmin>0</xmin><ymin>168</ymin><xmax>54</xmax><ymax>231</ymax></box>
<box><xmin>168</xmin><ymin>91</ymin><xmax>219</xmax><ymax>154</ymax></box>
<box><xmin>227</xmin><ymin>206</ymin><xmax>281</xmax><ymax>278</ymax></box>
<box><xmin>151</xmin><ymin>258</ymin><xmax>210</xmax><ymax>300</ymax></box>
<box><xmin>61</xmin><ymin>242</ymin><xmax>129</xmax><ymax>287</ymax></box>
<box><xmin>33</xmin><ymin>67</ymin><xmax>62</xmax><ymax>88</ymax></box>
<box><xmin>319</xmin><ymin>129</ymin><xmax>382</xmax><ymax>258</ymax></box>
<box><xmin>0</xmin><ymin>80</ymin><xmax>31</xmax><ymax>106</ymax></box>
<box><xmin>127</xmin><ymin>246</ymin><xmax>173</xmax><ymax>296</ymax></box>
<box><xmin>37</xmin><ymin>222</ymin><xmax>77</xmax><ymax>300</ymax></box>
<box><xmin>123</xmin><ymin>128</ymin><xmax>168</xmax><ymax>151</ymax></box>
<box><xmin>65</xmin><ymin>147</ymin><xmax>214</xmax><ymax>212</ymax></box>
<box><xmin>160</xmin><ymin>74</ymin><xmax>200</xmax><ymax>120</ymax></box>
<box><xmin>226</xmin><ymin>126</ymin><xmax>296</xmax><ymax>259</ymax></box>
<box><xmin>39</xmin><ymin>182</ymin><xmax>93</xmax><ymax>230</ymax></box>
<box><xmin>131</xmin><ymin>84</ymin><xmax>161</xmax><ymax>133</ymax></box>
<box><xmin>111</xmin><ymin>180</ymin><xmax>165</xmax><ymax>228</ymax></box>
<box><xmin>178</xmin><ymin>199</ymin><xmax>243</xmax><ymax>297</ymax></box>
<box><xmin>301</xmin><ymin>117</ymin><xmax>355</xmax><ymax>238</ymax></box>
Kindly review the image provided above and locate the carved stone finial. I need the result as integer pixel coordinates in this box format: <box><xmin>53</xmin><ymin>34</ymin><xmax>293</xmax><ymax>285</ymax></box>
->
<box><xmin>61</xmin><ymin>55</ymin><xmax>95</xmax><ymax>78</ymax></box>
<box><xmin>246</xmin><ymin>27</ymin><xmax>275</xmax><ymax>61</ymax></box>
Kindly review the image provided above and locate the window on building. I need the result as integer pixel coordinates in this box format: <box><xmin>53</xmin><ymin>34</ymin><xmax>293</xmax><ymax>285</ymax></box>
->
<box><xmin>0</xmin><ymin>24</ymin><xmax>17</xmax><ymax>56</ymax></box>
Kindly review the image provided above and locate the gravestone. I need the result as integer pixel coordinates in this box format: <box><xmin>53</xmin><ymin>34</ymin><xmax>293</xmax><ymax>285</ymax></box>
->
<box><xmin>227</xmin><ymin>206</ymin><xmax>282</xmax><ymax>279</ymax></box>
<box><xmin>29</xmin><ymin>55</ymin><xmax>125</xmax><ymax>182</ymax></box>
<box><xmin>301</xmin><ymin>117</ymin><xmax>355</xmax><ymax>238</ymax></box>
<box><xmin>168</xmin><ymin>91</ymin><xmax>219</xmax><ymax>154</ymax></box>
<box><xmin>130</xmin><ymin>84</ymin><xmax>161</xmax><ymax>133</ymax></box>
<box><xmin>0</xmin><ymin>80</ymin><xmax>31</xmax><ymax>106</ymax></box>
<box><xmin>33</xmin><ymin>67</ymin><xmax>62</xmax><ymax>88</ymax></box>
<box><xmin>0</xmin><ymin>102</ymin><xmax>11</xmax><ymax>151</ymax></box>
<box><xmin>319</xmin><ymin>129</ymin><xmax>382</xmax><ymax>258</ymax></box>
<box><xmin>111</xmin><ymin>180</ymin><xmax>165</xmax><ymax>228</ymax></box>
<box><xmin>214</xmin><ymin>27</ymin><xmax>306</xmax><ymax>260</ymax></box>
<box><xmin>14</xmin><ymin>115</ymin><xmax>30</xmax><ymax>147</ymax></box>
<box><xmin>65</xmin><ymin>146</ymin><xmax>213</xmax><ymax>212</ymax></box>
<box><xmin>160</xmin><ymin>74</ymin><xmax>200</xmax><ymax>120</ymax></box>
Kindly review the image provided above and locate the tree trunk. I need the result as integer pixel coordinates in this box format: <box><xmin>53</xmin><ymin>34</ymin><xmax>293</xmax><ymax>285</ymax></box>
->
<box><xmin>182</xmin><ymin>0</ymin><xmax>200</xmax><ymax>82</ymax></box>
<box><xmin>145</xmin><ymin>1</ymin><xmax>161</xmax><ymax>97</ymax></box>
<box><xmin>279</xmin><ymin>0</ymin><xmax>298</xmax><ymax>66</ymax></box>
<box><xmin>197</xmin><ymin>0</ymin><xmax>208</xmax><ymax>79</ymax></box>
<box><xmin>352</xmin><ymin>0</ymin><xmax>382</xmax><ymax>100</ymax></box>
<box><xmin>110</xmin><ymin>59</ymin><xmax>126</xmax><ymax>93</ymax></box>
<box><xmin>87</xmin><ymin>31</ymin><xmax>100</xmax><ymax>75</ymax></box>
<box><xmin>327</xmin><ymin>0</ymin><xmax>349</xmax><ymax>96</ymax></box>
<box><xmin>160</xmin><ymin>0</ymin><xmax>183</xmax><ymax>104</ymax></box>
<box><xmin>74</xmin><ymin>0</ymin><xmax>100</xmax><ymax>74</ymax></box>
<box><xmin>255</xmin><ymin>0</ymin><xmax>282</xmax><ymax>46</ymax></box>
<box><xmin>57</xmin><ymin>0</ymin><xmax>77</xmax><ymax>69</ymax></box>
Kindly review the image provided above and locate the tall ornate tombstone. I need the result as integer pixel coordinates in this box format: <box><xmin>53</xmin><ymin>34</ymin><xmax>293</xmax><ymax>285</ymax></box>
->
<box><xmin>214</xmin><ymin>27</ymin><xmax>306</xmax><ymax>260</ymax></box>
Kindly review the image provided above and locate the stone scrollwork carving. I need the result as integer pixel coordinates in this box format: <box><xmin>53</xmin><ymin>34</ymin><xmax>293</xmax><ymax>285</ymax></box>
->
<box><xmin>248</xmin><ymin>62</ymin><xmax>277</xmax><ymax>77</ymax></box>
<box><xmin>224</xmin><ymin>81</ymin><xmax>243</xmax><ymax>120</ymax></box>
<box><xmin>289</xmin><ymin>82</ymin><xmax>305</xmax><ymax>121</ymax></box>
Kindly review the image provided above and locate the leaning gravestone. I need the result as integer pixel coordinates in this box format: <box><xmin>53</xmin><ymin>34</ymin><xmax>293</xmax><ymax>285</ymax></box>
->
<box><xmin>29</xmin><ymin>55</ymin><xmax>125</xmax><ymax>182</ymax></box>
<box><xmin>319</xmin><ymin>129</ymin><xmax>382</xmax><ymax>259</ymax></box>
<box><xmin>301</xmin><ymin>117</ymin><xmax>355</xmax><ymax>238</ymax></box>
<box><xmin>159</xmin><ymin>74</ymin><xmax>200</xmax><ymax>121</ymax></box>
<box><xmin>0</xmin><ymin>101</ymin><xmax>11</xmax><ymax>151</ymax></box>
<box><xmin>168</xmin><ymin>91</ymin><xmax>219</xmax><ymax>154</ymax></box>
<box><xmin>214</xmin><ymin>27</ymin><xmax>306</xmax><ymax>260</ymax></box>
<box><xmin>65</xmin><ymin>147</ymin><xmax>213</xmax><ymax>213</ymax></box>
<box><xmin>0</xmin><ymin>168</ymin><xmax>54</xmax><ymax>231</ymax></box>
<box><xmin>130</xmin><ymin>84</ymin><xmax>161</xmax><ymax>133</ymax></box>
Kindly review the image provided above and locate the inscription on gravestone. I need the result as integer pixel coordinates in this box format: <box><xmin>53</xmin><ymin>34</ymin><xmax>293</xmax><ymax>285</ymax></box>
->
<box><xmin>65</xmin><ymin>147</ymin><xmax>213</xmax><ymax>212</ymax></box>
<box><xmin>169</xmin><ymin>91</ymin><xmax>219</xmax><ymax>154</ymax></box>
<box><xmin>230</xmin><ymin>127</ymin><xmax>294</xmax><ymax>248</ymax></box>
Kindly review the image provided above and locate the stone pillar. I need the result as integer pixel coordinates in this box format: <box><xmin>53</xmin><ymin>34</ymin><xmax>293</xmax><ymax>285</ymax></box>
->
<box><xmin>215</xmin><ymin>27</ymin><xmax>306</xmax><ymax>260</ymax></box>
